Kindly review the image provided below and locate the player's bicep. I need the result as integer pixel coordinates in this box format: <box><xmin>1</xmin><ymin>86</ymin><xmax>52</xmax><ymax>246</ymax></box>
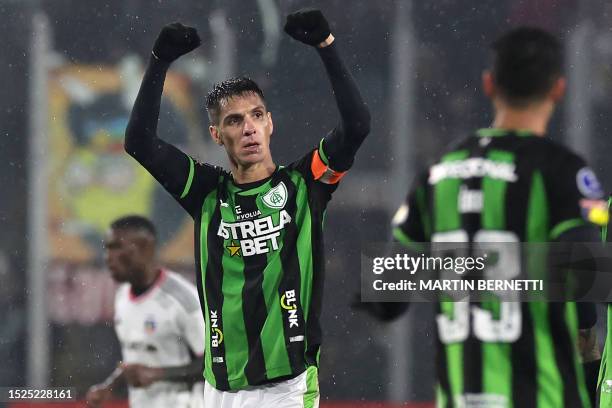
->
<box><xmin>310</xmin><ymin>139</ymin><xmax>348</xmax><ymax>186</ymax></box>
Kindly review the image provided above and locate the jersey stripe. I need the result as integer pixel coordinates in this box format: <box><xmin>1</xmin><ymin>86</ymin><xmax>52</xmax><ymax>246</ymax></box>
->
<box><xmin>290</xmin><ymin>171</ymin><xmax>315</xmax><ymax>350</ymax></box>
<box><xmin>434</xmin><ymin>150</ymin><xmax>468</xmax><ymax>232</ymax></box>
<box><xmin>261</xmin><ymin>235</ymin><xmax>293</xmax><ymax>377</ymax></box>
<box><xmin>276</xmin><ymin>172</ymin><xmax>308</xmax><ymax>374</ymax></box>
<box><xmin>234</xmin><ymin>192</ymin><xmax>269</xmax><ymax>385</ymax></box>
<box><xmin>180</xmin><ymin>156</ymin><xmax>195</xmax><ymax>199</ymax></box>
<box><xmin>460</xmin><ymin>142</ymin><xmax>484</xmax><ymax>396</ymax></box>
<box><xmin>201</xmin><ymin>189</ymin><xmax>231</xmax><ymax>390</ymax></box>
<box><xmin>481</xmin><ymin>149</ymin><xmax>512</xmax><ymax>403</ymax></box>
<box><xmin>304</xmin><ymin>180</ymin><xmax>327</xmax><ymax>367</ymax></box>
<box><xmin>551</xmin><ymin>303</ymin><xmax>584</xmax><ymax>407</ymax></box>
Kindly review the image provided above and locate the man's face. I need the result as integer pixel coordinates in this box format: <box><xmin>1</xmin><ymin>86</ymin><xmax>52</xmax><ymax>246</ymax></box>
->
<box><xmin>210</xmin><ymin>93</ymin><xmax>273</xmax><ymax>167</ymax></box>
<box><xmin>103</xmin><ymin>228</ymin><xmax>150</xmax><ymax>283</ymax></box>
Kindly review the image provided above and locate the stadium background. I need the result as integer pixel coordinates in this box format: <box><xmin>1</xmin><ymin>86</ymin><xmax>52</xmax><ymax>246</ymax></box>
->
<box><xmin>1</xmin><ymin>0</ymin><xmax>612</xmax><ymax>406</ymax></box>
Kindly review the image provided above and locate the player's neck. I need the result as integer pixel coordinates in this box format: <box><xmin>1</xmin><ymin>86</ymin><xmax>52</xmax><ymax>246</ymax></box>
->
<box><xmin>230</xmin><ymin>159</ymin><xmax>276</xmax><ymax>184</ymax></box>
<box><xmin>130</xmin><ymin>267</ymin><xmax>161</xmax><ymax>295</ymax></box>
<box><xmin>492</xmin><ymin>101</ymin><xmax>553</xmax><ymax>137</ymax></box>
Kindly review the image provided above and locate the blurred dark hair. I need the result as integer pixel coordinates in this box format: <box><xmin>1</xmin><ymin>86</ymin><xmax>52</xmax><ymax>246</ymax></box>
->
<box><xmin>491</xmin><ymin>26</ymin><xmax>563</xmax><ymax>107</ymax></box>
<box><xmin>110</xmin><ymin>215</ymin><xmax>157</xmax><ymax>239</ymax></box>
<box><xmin>206</xmin><ymin>77</ymin><xmax>266</xmax><ymax>125</ymax></box>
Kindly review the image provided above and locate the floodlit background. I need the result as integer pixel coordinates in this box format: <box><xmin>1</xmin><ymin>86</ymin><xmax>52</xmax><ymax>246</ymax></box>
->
<box><xmin>1</xmin><ymin>0</ymin><xmax>612</xmax><ymax>407</ymax></box>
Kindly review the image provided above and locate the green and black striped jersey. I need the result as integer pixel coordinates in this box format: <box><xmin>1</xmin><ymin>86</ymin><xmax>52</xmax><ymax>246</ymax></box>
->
<box><xmin>168</xmin><ymin>142</ymin><xmax>344</xmax><ymax>391</ymax></box>
<box><xmin>393</xmin><ymin>128</ymin><xmax>605</xmax><ymax>408</ymax></box>
<box><xmin>598</xmin><ymin>197</ymin><xmax>612</xmax><ymax>407</ymax></box>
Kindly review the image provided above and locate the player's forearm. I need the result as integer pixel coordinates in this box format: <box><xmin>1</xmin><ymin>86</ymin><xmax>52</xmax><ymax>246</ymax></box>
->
<box><xmin>317</xmin><ymin>41</ymin><xmax>371</xmax><ymax>171</ymax></box>
<box><xmin>101</xmin><ymin>366</ymin><xmax>125</xmax><ymax>391</ymax></box>
<box><xmin>124</xmin><ymin>56</ymin><xmax>171</xmax><ymax>162</ymax></box>
<box><xmin>160</xmin><ymin>356</ymin><xmax>204</xmax><ymax>383</ymax></box>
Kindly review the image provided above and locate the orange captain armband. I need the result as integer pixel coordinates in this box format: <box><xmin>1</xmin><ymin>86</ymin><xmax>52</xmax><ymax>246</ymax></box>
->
<box><xmin>310</xmin><ymin>147</ymin><xmax>347</xmax><ymax>185</ymax></box>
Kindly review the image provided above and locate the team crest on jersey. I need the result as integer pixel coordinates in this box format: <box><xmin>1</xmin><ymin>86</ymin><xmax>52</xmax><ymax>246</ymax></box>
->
<box><xmin>144</xmin><ymin>316</ymin><xmax>156</xmax><ymax>334</ymax></box>
<box><xmin>262</xmin><ymin>182</ymin><xmax>288</xmax><ymax>209</ymax></box>
<box><xmin>576</xmin><ymin>167</ymin><xmax>603</xmax><ymax>199</ymax></box>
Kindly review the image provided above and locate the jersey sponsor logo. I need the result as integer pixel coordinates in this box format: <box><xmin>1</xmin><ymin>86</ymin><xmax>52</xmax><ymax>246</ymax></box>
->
<box><xmin>236</xmin><ymin>210</ymin><xmax>262</xmax><ymax>221</ymax></box>
<box><xmin>289</xmin><ymin>335</ymin><xmax>304</xmax><ymax>343</ymax></box>
<box><xmin>458</xmin><ymin>186</ymin><xmax>483</xmax><ymax>213</ymax></box>
<box><xmin>280</xmin><ymin>290</ymin><xmax>299</xmax><ymax>328</ymax></box>
<box><xmin>144</xmin><ymin>316</ymin><xmax>157</xmax><ymax>334</ymax></box>
<box><xmin>576</xmin><ymin>167</ymin><xmax>603</xmax><ymax>199</ymax></box>
<box><xmin>262</xmin><ymin>182</ymin><xmax>288</xmax><ymax>209</ymax></box>
<box><xmin>121</xmin><ymin>341</ymin><xmax>158</xmax><ymax>353</ymax></box>
<box><xmin>428</xmin><ymin>158</ymin><xmax>518</xmax><ymax>184</ymax></box>
<box><xmin>218</xmin><ymin>209</ymin><xmax>293</xmax><ymax>257</ymax></box>
<box><xmin>210</xmin><ymin>310</ymin><xmax>224</xmax><ymax>348</ymax></box>
<box><xmin>225</xmin><ymin>240</ymin><xmax>241</xmax><ymax>257</ymax></box>
<box><xmin>212</xmin><ymin>357</ymin><xmax>224</xmax><ymax>363</ymax></box>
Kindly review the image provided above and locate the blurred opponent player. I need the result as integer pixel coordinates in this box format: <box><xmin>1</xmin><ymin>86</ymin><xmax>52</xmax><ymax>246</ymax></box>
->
<box><xmin>124</xmin><ymin>8</ymin><xmax>370</xmax><ymax>408</ymax></box>
<box><xmin>364</xmin><ymin>27</ymin><xmax>603</xmax><ymax>407</ymax></box>
<box><xmin>86</xmin><ymin>215</ymin><xmax>205</xmax><ymax>408</ymax></box>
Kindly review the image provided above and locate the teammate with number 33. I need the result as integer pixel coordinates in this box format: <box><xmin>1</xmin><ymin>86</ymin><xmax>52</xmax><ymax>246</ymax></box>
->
<box><xmin>377</xmin><ymin>27</ymin><xmax>603</xmax><ymax>408</ymax></box>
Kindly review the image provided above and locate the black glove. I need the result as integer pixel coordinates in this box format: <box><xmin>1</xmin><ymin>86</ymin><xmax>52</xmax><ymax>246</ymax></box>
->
<box><xmin>284</xmin><ymin>8</ymin><xmax>331</xmax><ymax>46</ymax></box>
<box><xmin>152</xmin><ymin>22</ymin><xmax>201</xmax><ymax>63</ymax></box>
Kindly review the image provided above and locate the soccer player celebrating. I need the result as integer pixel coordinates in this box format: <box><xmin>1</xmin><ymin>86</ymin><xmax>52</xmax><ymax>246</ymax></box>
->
<box><xmin>124</xmin><ymin>9</ymin><xmax>370</xmax><ymax>408</ymax></box>
<box><xmin>369</xmin><ymin>28</ymin><xmax>602</xmax><ymax>407</ymax></box>
<box><xmin>86</xmin><ymin>215</ymin><xmax>206</xmax><ymax>408</ymax></box>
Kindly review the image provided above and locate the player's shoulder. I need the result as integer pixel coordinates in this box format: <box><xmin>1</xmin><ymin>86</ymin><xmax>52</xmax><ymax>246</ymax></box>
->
<box><xmin>113</xmin><ymin>283</ymin><xmax>132</xmax><ymax>313</ymax></box>
<box><xmin>158</xmin><ymin>270</ymin><xmax>200</xmax><ymax>314</ymax></box>
<box><xmin>285</xmin><ymin>148</ymin><xmax>317</xmax><ymax>173</ymax></box>
<box><xmin>196</xmin><ymin>160</ymin><xmax>231</xmax><ymax>183</ymax></box>
<box><xmin>519</xmin><ymin>135</ymin><xmax>586</xmax><ymax>164</ymax></box>
<box><xmin>114</xmin><ymin>283</ymin><xmax>131</xmax><ymax>301</ymax></box>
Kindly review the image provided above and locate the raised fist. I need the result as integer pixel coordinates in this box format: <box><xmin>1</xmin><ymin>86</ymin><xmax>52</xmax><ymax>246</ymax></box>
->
<box><xmin>153</xmin><ymin>22</ymin><xmax>201</xmax><ymax>63</ymax></box>
<box><xmin>284</xmin><ymin>8</ymin><xmax>331</xmax><ymax>46</ymax></box>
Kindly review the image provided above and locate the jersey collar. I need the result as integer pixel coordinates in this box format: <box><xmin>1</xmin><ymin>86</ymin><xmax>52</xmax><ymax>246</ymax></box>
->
<box><xmin>476</xmin><ymin>128</ymin><xmax>535</xmax><ymax>138</ymax></box>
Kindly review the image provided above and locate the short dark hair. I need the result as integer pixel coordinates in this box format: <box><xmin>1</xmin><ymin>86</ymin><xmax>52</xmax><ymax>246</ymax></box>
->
<box><xmin>205</xmin><ymin>77</ymin><xmax>265</xmax><ymax>125</ymax></box>
<box><xmin>491</xmin><ymin>27</ymin><xmax>563</xmax><ymax>107</ymax></box>
<box><xmin>110</xmin><ymin>215</ymin><xmax>157</xmax><ymax>239</ymax></box>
